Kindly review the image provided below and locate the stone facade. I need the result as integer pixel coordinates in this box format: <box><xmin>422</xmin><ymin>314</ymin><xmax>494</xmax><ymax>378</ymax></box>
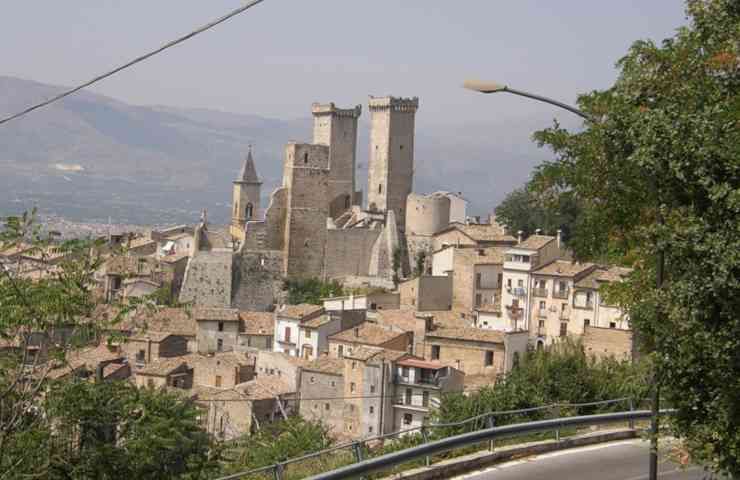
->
<box><xmin>399</xmin><ymin>276</ymin><xmax>453</xmax><ymax>311</ymax></box>
<box><xmin>231</xmin><ymin>148</ymin><xmax>262</xmax><ymax>242</ymax></box>
<box><xmin>582</xmin><ymin>326</ymin><xmax>633</xmax><ymax>361</ymax></box>
<box><xmin>231</xmin><ymin>250</ymin><xmax>284</xmax><ymax>311</ymax></box>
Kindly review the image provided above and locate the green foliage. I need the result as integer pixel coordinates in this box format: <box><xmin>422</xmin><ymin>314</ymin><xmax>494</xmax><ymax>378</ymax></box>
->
<box><xmin>436</xmin><ymin>339</ymin><xmax>651</xmax><ymax>437</ymax></box>
<box><xmin>413</xmin><ymin>250</ymin><xmax>427</xmax><ymax>278</ymax></box>
<box><xmin>224</xmin><ymin>416</ymin><xmax>333</xmax><ymax>475</ymax></box>
<box><xmin>283</xmin><ymin>278</ymin><xmax>344</xmax><ymax>305</ymax></box>
<box><xmin>392</xmin><ymin>247</ymin><xmax>403</xmax><ymax>286</ymax></box>
<box><xmin>494</xmin><ymin>186</ymin><xmax>580</xmax><ymax>242</ymax></box>
<box><xmin>528</xmin><ymin>1</ymin><xmax>740</xmax><ymax>473</ymax></box>
<box><xmin>43</xmin><ymin>380</ymin><xmax>217</xmax><ymax>480</ymax></box>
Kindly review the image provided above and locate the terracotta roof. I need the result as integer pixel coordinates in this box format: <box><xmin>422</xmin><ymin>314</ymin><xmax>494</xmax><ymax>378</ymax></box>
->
<box><xmin>534</xmin><ymin>260</ymin><xmax>595</xmax><ymax>278</ymax></box>
<box><xmin>236</xmin><ymin>376</ymin><xmax>293</xmax><ymax>399</ymax></box>
<box><xmin>420</xmin><ymin>310</ymin><xmax>474</xmax><ymax>329</ymax></box>
<box><xmin>159</xmin><ymin>252</ymin><xmax>189</xmax><ymax>264</ymax></box>
<box><xmin>129</xmin><ymin>307</ymin><xmax>197</xmax><ymax>336</ymax></box>
<box><xmin>303</xmin><ymin>314</ymin><xmax>334</xmax><ymax>329</ymax></box>
<box><xmin>302</xmin><ymin>357</ymin><xmax>345</xmax><ymax>375</ymax></box>
<box><xmin>137</xmin><ymin>357</ymin><xmax>189</xmax><ymax>376</ymax></box>
<box><xmin>278</xmin><ymin>304</ymin><xmax>324</xmax><ymax>320</ymax></box>
<box><xmin>239</xmin><ymin>311</ymin><xmax>275</xmax><ymax>336</ymax></box>
<box><xmin>374</xmin><ymin>309</ymin><xmax>419</xmax><ymax>332</ymax></box>
<box><xmin>345</xmin><ymin>346</ymin><xmax>385</xmax><ymax>361</ymax></box>
<box><xmin>457</xmin><ymin>224</ymin><xmax>516</xmax><ymax>243</ymax></box>
<box><xmin>427</xmin><ymin>327</ymin><xmax>505</xmax><ymax>344</ymax></box>
<box><xmin>454</xmin><ymin>246</ymin><xmax>506</xmax><ymax>265</ymax></box>
<box><xmin>129</xmin><ymin>331</ymin><xmax>173</xmax><ymax>342</ymax></box>
<box><xmin>396</xmin><ymin>357</ymin><xmax>445</xmax><ymax>370</ymax></box>
<box><xmin>329</xmin><ymin>322</ymin><xmax>407</xmax><ymax>347</ymax></box>
<box><xmin>102</xmin><ymin>362</ymin><xmax>128</xmax><ymax>379</ymax></box>
<box><xmin>194</xmin><ymin>307</ymin><xmax>240</xmax><ymax>321</ymax></box>
<box><xmin>67</xmin><ymin>343</ymin><xmax>124</xmax><ymax>370</ymax></box>
<box><xmin>517</xmin><ymin>234</ymin><xmax>556</xmax><ymax>250</ymax></box>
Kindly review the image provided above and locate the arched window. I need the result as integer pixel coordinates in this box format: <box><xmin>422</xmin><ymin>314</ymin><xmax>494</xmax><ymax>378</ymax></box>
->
<box><xmin>245</xmin><ymin>203</ymin><xmax>253</xmax><ymax>219</ymax></box>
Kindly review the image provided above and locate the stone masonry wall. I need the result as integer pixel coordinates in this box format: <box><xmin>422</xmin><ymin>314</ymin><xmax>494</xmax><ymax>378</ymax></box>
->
<box><xmin>582</xmin><ymin>326</ymin><xmax>633</xmax><ymax>361</ymax></box>
<box><xmin>324</xmin><ymin>228</ymin><xmax>381</xmax><ymax>279</ymax></box>
<box><xmin>231</xmin><ymin>249</ymin><xmax>284</xmax><ymax>311</ymax></box>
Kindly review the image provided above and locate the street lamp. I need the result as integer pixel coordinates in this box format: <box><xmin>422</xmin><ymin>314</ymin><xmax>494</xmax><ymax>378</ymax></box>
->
<box><xmin>465</xmin><ymin>79</ymin><xmax>661</xmax><ymax>480</ymax></box>
<box><xmin>463</xmin><ymin>79</ymin><xmax>594</xmax><ymax>121</ymax></box>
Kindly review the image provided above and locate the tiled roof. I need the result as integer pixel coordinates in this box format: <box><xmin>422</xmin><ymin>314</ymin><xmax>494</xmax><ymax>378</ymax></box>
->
<box><xmin>130</xmin><ymin>307</ymin><xmax>197</xmax><ymax>336</ymax></box>
<box><xmin>454</xmin><ymin>246</ymin><xmax>506</xmax><ymax>265</ymax></box>
<box><xmin>345</xmin><ymin>346</ymin><xmax>385</xmax><ymax>361</ymax></box>
<box><xmin>457</xmin><ymin>224</ymin><xmax>516</xmax><ymax>243</ymax></box>
<box><xmin>534</xmin><ymin>260</ymin><xmax>596</xmax><ymax>278</ymax></box>
<box><xmin>239</xmin><ymin>311</ymin><xmax>275</xmax><ymax>336</ymax></box>
<box><xmin>102</xmin><ymin>362</ymin><xmax>128</xmax><ymax>379</ymax></box>
<box><xmin>419</xmin><ymin>310</ymin><xmax>474</xmax><ymax>329</ymax></box>
<box><xmin>236</xmin><ymin>377</ymin><xmax>293</xmax><ymax>399</ymax></box>
<box><xmin>67</xmin><ymin>343</ymin><xmax>124</xmax><ymax>370</ymax></box>
<box><xmin>278</xmin><ymin>304</ymin><xmax>324</xmax><ymax>320</ymax></box>
<box><xmin>194</xmin><ymin>307</ymin><xmax>240</xmax><ymax>322</ymax></box>
<box><xmin>517</xmin><ymin>234</ymin><xmax>556</xmax><ymax>250</ymax></box>
<box><xmin>427</xmin><ymin>327</ymin><xmax>505</xmax><ymax>344</ymax></box>
<box><xmin>137</xmin><ymin>357</ymin><xmax>189</xmax><ymax>376</ymax></box>
<box><xmin>396</xmin><ymin>357</ymin><xmax>445</xmax><ymax>370</ymax></box>
<box><xmin>329</xmin><ymin>322</ymin><xmax>406</xmax><ymax>347</ymax></box>
<box><xmin>374</xmin><ymin>309</ymin><xmax>419</xmax><ymax>332</ymax></box>
<box><xmin>129</xmin><ymin>331</ymin><xmax>173</xmax><ymax>342</ymax></box>
<box><xmin>302</xmin><ymin>357</ymin><xmax>345</xmax><ymax>375</ymax></box>
<box><xmin>303</xmin><ymin>314</ymin><xmax>334</xmax><ymax>329</ymax></box>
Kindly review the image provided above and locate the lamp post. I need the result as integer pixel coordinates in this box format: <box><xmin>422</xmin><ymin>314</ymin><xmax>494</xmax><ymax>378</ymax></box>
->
<box><xmin>464</xmin><ymin>79</ymin><xmax>662</xmax><ymax>480</ymax></box>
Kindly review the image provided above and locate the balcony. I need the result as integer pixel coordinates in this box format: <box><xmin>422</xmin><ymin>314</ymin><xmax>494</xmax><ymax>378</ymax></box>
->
<box><xmin>552</xmin><ymin>289</ymin><xmax>570</xmax><ymax>299</ymax></box>
<box><xmin>536</xmin><ymin>309</ymin><xmax>547</xmax><ymax>319</ymax></box>
<box><xmin>395</xmin><ymin>374</ymin><xmax>441</xmax><ymax>387</ymax></box>
<box><xmin>559</xmin><ymin>310</ymin><xmax>571</xmax><ymax>321</ymax></box>
<box><xmin>512</xmin><ymin>287</ymin><xmax>527</xmax><ymax>298</ymax></box>
<box><xmin>532</xmin><ymin>287</ymin><xmax>548</xmax><ymax>298</ymax></box>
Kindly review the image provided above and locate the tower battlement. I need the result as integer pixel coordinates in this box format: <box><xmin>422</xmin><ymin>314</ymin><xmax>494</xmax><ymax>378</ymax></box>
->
<box><xmin>312</xmin><ymin>102</ymin><xmax>362</xmax><ymax>118</ymax></box>
<box><xmin>368</xmin><ymin>96</ymin><xmax>419</xmax><ymax>112</ymax></box>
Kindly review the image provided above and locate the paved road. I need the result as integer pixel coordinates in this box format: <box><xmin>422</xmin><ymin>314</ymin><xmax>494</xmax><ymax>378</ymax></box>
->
<box><xmin>454</xmin><ymin>440</ymin><xmax>717</xmax><ymax>480</ymax></box>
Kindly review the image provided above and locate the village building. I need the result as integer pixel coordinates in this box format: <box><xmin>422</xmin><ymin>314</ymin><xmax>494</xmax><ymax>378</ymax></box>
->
<box><xmin>237</xmin><ymin>311</ymin><xmax>275</xmax><ymax>351</ymax></box>
<box><xmin>194</xmin><ymin>307</ymin><xmax>241</xmax><ymax>354</ymax></box>
<box><xmin>327</xmin><ymin>322</ymin><xmax>412</xmax><ymax>359</ymax></box>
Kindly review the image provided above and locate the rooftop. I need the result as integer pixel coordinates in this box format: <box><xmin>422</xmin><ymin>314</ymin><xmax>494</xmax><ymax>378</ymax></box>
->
<box><xmin>236</xmin><ymin>376</ymin><xmax>293</xmax><ymax>399</ymax></box>
<box><xmin>396</xmin><ymin>357</ymin><xmax>445</xmax><ymax>370</ymax></box>
<box><xmin>517</xmin><ymin>234</ymin><xmax>556</xmax><ymax>250</ymax></box>
<box><xmin>454</xmin><ymin>246</ymin><xmax>506</xmax><ymax>265</ymax></box>
<box><xmin>194</xmin><ymin>307</ymin><xmax>240</xmax><ymax>322</ymax></box>
<box><xmin>302</xmin><ymin>357</ymin><xmax>345</xmax><ymax>375</ymax></box>
<box><xmin>129</xmin><ymin>331</ymin><xmax>173</xmax><ymax>343</ymax></box>
<box><xmin>239</xmin><ymin>311</ymin><xmax>275</xmax><ymax>336</ymax></box>
<box><xmin>303</xmin><ymin>314</ymin><xmax>335</xmax><ymax>329</ymax></box>
<box><xmin>534</xmin><ymin>260</ymin><xmax>596</xmax><ymax>278</ymax></box>
<box><xmin>278</xmin><ymin>303</ymin><xmax>324</xmax><ymax>320</ymax></box>
<box><xmin>427</xmin><ymin>327</ymin><xmax>505</xmax><ymax>344</ymax></box>
<box><xmin>437</xmin><ymin>222</ymin><xmax>516</xmax><ymax>244</ymax></box>
<box><xmin>128</xmin><ymin>307</ymin><xmax>197</xmax><ymax>337</ymax></box>
<box><xmin>329</xmin><ymin>322</ymin><xmax>407</xmax><ymax>347</ymax></box>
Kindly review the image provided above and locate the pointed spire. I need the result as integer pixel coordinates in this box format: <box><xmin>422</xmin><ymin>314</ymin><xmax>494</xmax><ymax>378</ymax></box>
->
<box><xmin>236</xmin><ymin>145</ymin><xmax>261</xmax><ymax>184</ymax></box>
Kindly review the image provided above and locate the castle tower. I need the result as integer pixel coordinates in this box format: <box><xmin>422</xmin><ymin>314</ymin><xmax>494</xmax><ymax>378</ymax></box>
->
<box><xmin>366</xmin><ymin>96</ymin><xmax>419</xmax><ymax>231</ymax></box>
<box><xmin>230</xmin><ymin>147</ymin><xmax>262</xmax><ymax>242</ymax></box>
<box><xmin>311</xmin><ymin>103</ymin><xmax>362</xmax><ymax>218</ymax></box>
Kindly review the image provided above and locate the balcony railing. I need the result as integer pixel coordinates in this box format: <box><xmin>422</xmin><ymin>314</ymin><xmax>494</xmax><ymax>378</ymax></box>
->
<box><xmin>559</xmin><ymin>310</ymin><xmax>570</xmax><ymax>321</ymax></box>
<box><xmin>536</xmin><ymin>309</ymin><xmax>547</xmax><ymax>319</ymax></box>
<box><xmin>395</xmin><ymin>374</ymin><xmax>441</xmax><ymax>387</ymax></box>
<box><xmin>532</xmin><ymin>287</ymin><xmax>548</xmax><ymax>298</ymax></box>
<box><xmin>552</xmin><ymin>289</ymin><xmax>570</xmax><ymax>299</ymax></box>
<box><xmin>574</xmin><ymin>300</ymin><xmax>594</xmax><ymax>310</ymax></box>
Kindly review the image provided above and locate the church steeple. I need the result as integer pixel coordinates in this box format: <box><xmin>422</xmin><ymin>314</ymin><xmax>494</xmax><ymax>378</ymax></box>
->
<box><xmin>230</xmin><ymin>146</ymin><xmax>262</xmax><ymax>242</ymax></box>
<box><xmin>236</xmin><ymin>145</ymin><xmax>261</xmax><ymax>184</ymax></box>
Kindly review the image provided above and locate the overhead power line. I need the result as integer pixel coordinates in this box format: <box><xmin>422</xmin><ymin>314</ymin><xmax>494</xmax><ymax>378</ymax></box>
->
<box><xmin>0</xmin><ymin>0</ymin><xmax>267</xmax><ymax>127</ymax></box>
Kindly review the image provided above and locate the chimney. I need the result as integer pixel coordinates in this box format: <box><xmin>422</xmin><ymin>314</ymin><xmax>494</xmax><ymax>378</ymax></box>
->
<box><xmin>557</xmin><ymin>229</ymin><xmax>562</xmax><ymax>249</ymax></box>
<box><xmin>517</xmin><ymin>230</ymin><xmax>523</xmax><ymax>244</ymax></box>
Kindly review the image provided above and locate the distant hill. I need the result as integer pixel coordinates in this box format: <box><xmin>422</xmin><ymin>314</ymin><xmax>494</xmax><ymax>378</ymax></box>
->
<box><xmin>0</xmin><ymin>76</ymin><xmax>550</xmax><ymax>225</ymax></box>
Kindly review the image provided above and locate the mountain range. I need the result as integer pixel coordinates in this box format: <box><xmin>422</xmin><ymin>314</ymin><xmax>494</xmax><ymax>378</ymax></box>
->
<box><xmin>0</xmin><ymin>75</ymin><xmax>551</xmax><ymax>226</ymax></box>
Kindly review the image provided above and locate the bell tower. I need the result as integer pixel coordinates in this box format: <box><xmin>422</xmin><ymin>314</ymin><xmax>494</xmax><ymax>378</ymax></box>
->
<box><xmin>230</xmin><ymin>146</ymin><xmax>262</xmax><ymax>242</ymax></box>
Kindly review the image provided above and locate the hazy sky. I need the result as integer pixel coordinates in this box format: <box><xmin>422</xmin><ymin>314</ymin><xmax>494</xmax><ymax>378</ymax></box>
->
<box><xmin>2</xmin><ymin>1</ymin><xmax>687</xmax><ymax>127</ymax></box>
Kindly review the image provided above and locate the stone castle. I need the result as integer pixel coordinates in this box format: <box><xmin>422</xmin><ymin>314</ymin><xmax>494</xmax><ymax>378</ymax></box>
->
<box><xmin>179</xmin><ymin>95</ymin><xmax>467</xmax><ymax>311</ymax></box>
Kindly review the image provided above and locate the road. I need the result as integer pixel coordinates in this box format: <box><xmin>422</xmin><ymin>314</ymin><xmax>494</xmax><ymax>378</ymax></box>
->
<box><xmin>454</xmin><ymin>439</ymin><xmax>718</xmax><ymax>480</ymax></box>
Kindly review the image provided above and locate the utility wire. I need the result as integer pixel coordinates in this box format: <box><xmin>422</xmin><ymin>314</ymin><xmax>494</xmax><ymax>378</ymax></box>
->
<box><xmin>0</xmin><ymin>0</ymin><xmax>267</xmax><ymax>127</ymax></box>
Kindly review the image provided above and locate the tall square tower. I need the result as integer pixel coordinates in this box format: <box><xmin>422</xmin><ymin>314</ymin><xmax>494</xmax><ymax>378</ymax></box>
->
<box><xmin>312</xmin><ymin>103</ymin><xmax>362</xmax><ymax>218</ymax></box>
<box><xmin>366</xmin><ymin>96</ymin><xmax>419</xmax><ymax>231</ymax></box>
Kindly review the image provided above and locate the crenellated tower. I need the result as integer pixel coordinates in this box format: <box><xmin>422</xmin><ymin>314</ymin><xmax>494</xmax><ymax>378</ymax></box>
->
<box><xmin>230</xmin><ymin>147</ymin><xmax>262</xmax><ymax>242</ymax></box>
<box><xmin>311</xmin><ymin>103</ymin><xmax>362</xmax><ymax>218</ymax></box>
<box><xmin>366</xmin><ymin>96</ymin><xmax>419</xmax><ymax>231</ymax></box>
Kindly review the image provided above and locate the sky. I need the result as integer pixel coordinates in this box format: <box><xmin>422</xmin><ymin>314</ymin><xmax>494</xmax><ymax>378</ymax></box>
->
<box><xmin>1</xmin><ymin>0</ymin><xmax>688</xmax><ymax>127</ymax></box>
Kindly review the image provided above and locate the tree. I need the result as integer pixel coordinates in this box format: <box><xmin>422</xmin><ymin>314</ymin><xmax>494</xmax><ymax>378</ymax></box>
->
<box><xmin>45</xmin><ymin>380</ymin><xmax>218</xmax><ymax>480</ymax></box>
<box><xmin>494</xmin><ymin>186</ymin><xmax>580</xmax><ymax>242</ymax></box>
<box><xmin>529</xmin><ymin>1</ymin><xmax>740</xmax><ymax>474</ymax></box>
<box><xmin>413</xmin><ymin>250</ymin><xmax>427</xmax><ymax>278</ymax></box>
<box><xmin>283</xmin><ymin>278</ymin><xmax>344</xmax><ymax>305</ymax></box>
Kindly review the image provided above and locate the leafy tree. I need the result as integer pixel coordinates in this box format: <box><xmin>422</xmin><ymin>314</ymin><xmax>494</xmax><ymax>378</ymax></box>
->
<box><xmin>45</xmin><ymin>380</ymin><xmax>218</xmax><ymax>480</ymax></box>
<box><xmin>529</xmin><ymin>1</ymin><xmax>740</xmax><ymax>474</ymax></box>
<box><xmin>283</xmin><ymin>278</ymin><xmax>344</xmax><ymax>305</ymax></box>
<box><xmin>392</xmin><ymin>246</ymin><xmax>403</xmax><ymax>287</ymax></box>
<box><xmin>494</xmin><ymin>186</ymin><xmax>580</xmax><ymax>242</ymax></box>
<box><xmin>413</xmin><ymin>250</ymin><xmax>427</xmax><ymax>278</ymax></box>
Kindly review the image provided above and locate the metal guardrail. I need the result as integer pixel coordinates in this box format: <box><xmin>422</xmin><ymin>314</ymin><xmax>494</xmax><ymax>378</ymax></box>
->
<box><xmin>305</xmin><ymin>409</ymin><xmax>676</xmax><ymax>480</ymax></box>
<box><xmin>215</xmin><ymin>397</ymin><xmax>638</xmax><ymax>480</ymax></box>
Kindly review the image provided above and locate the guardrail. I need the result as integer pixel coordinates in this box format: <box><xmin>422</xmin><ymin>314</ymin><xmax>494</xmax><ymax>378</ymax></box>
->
<box><xmin>215</xmin><ymin>397</ymin><xmax>639</xmax><ymax>480</ymax></box>
<box><xmin>305</xmin><ymin>409</ymin><xmax>675</xmax><ymax>480</ymax></box>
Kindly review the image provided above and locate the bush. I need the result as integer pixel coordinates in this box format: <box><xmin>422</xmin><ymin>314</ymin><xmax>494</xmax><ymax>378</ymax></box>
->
<box><xmin>283</xmin><ymin>278</ymin><xmax>344</xmax><ymax>305</ymax></box>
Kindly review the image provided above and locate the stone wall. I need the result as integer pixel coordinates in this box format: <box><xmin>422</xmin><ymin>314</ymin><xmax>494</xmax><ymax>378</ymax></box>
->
<box><xmin>324</xmin><ymin>228</ymin><xmax>381</xmax><ymax>279</ymax></box>
<box><xmin>231</xmin><ymin>249</ymin><xmax>284</xmax><ymax>311</ymax></box>
<box><xmin>582</xmin><ymin>326</ymin><xmax>633</xmax><ymax>361</ymax></box>
<box><xmin>196</xmin><ymin>320</ymin><xmax>240</xmax><ymax>354</ymax></box>
<box><xmin>405</xmin><ymin>193</ymin><xmax>450</xmax><ymax>236</ymax></box>
<box><xmin>299</xmin><ymin>369</ymin><xmax>345</xmax><ymax>438</ymax></box>
<box><xmin>423</xmin><ymin>337</ymin><xmax>506</xmax><ymax>376</ymax></box>
<box><xmin>179</xmin><ymin>251</ymin><xmax>233</xmax><ymax>307</ymax></box>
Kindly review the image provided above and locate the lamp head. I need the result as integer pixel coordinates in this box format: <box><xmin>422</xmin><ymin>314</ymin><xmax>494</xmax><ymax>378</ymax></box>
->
<box><xmin>463</xmin><ymin>79</ymin><xmax>508</xmax><ymax>94</ymax></box>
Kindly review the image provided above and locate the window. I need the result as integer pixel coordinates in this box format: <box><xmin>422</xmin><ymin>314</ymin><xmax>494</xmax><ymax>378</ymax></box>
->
<box><xmin>215</xmin><ymin>375</ymin><xmax>222</xmax><ymax>387</ymax></box>
<box><xmin>485</xmin><ymin>351</ymin><xmax>494</xmax><ymax>366</ymax></box>
<box><xmin>431</xmin><ymin>345</ymin><xmax>440</xmax><ymax>360</ymax></box>
<box><xmin>352</xmin><ymin>361</ymin><xmax>357</xmax><ymax>370</ymax></box>
<box><xmin>401</xmin><ymin>366</ymin><xmax>409</xmax><ymax>378</ymax></box>
<box><xmin>369</xmin><ymin>406</ymin><xmax>374</xmax><ymax>414</ymax></box>
<box><xmin>507</xmin><ymin>278</ymin><xmax>512</xmax><ymax>288</ymax></box>
<box><xmin>584</xmin><ymin>319</ymin><xmax>591</xmax><ymax>327</ymax></box>
<box><xmin>310</xmin><ymin>376</ymin><xmax>316</xmax><ymax>384</ymax></box>
<box><xmin>369</xmin><ymin>426</ymin><xmax>373</xmax><ymax>433</ymax></box>
<box><xmin>330</xmin><ymin>380</ymin><xmax>336</xmax><ymax>387</ymax></box>
<box><xmin>303</xmin><ymin>152</ymin><xmax>308</xmax><ymax>164</ymax></box>
<box><xmin>475</xmin><ymin>273</ymin><xmax>482</xmax><ymax>288</ymax></box>
<box><xmin>245</xmin><ymin>203</ymin><xmax>253</xmax><ymax>219</ymax></box>
<box><xmin>539</xmin><ymin>319</ymin><xmax>545</xmax><ymax>328</ymax></box>
<box><xmin>370</xmin><ymin>385</ymin><xmax>376</xmax><ymax>393</ymax></box>
<box><xmin>218</xmin><ymin>321</ymin><xmax>224</xmax><ymax>332</ymax></box>
<box><xmin>137</xmin><ymin>349</ymin><xmax>146</xmax><ymax>363</ymax></box>
<box><xmin>405</xmin><ymin>388</ymin><xmax>412</xmax><ymax>405</ymax></box>
<box><xmin>539</xmin><ymin>301</ymin><xmax>546</xmax><ymax>309</ymax></box>
<box><xmin>559</xmin><ymin>281</ymin><xmax>567</xmax><ymax>292</ymax></box>
<box><xmin>403</xmin><ymin>413</ymin><xmax>413</xmax><ymax>425</ymax></box>
<box><xmin>337</xmin><ymin>345</ymin><xmax>344</xmax><ymax>358</ymax></box>
<box><xmin>517</xmin><ymin>279</ymin><xmax>524</xmax><ymax>287</ymax></box>
<box><xmin>522</xmin><ymin>255</ymin><xmax>530</xmax><ymax>263</ymax></box>
<box><xmin>475</xmin><ymin>294</ymin><xmax>482</xmax><ymax>307</ymax></box>
<box><xmin>559</xmin><ymin>322</ymin><xmax>568</xmax><ymax>337</ymax></box>
<box><xmin>350</xmin><ymin>382</ymin><xmax>356</xmax><ymax>393</ymax></box>
<box><xmin>284</xmin><ymin>327</ymin><xmax>291</xmax><ymax>342</ymax></box>
<box><xmin>325</xmin><ymin>403</ymin><xmax>330</xmax><ymax>411</ymax></box>
<box><xmin>314</xmin><ymin>403</ymin><xmax>318</xmax><ymax>409</ymax></box>
<box><xmin>610</xmin><ymin>321</ymin><xmax>617</xmax><ymax>329</ymax></box>
<box><xmin>422</xmin><ymin>391</ymin><xmax>430</xmax><ymax>407</ymax></box>
<box><xmin>400</xmin><ymin>144</ymin><xmax>404</xmax><ymax>150</ymax></box>
<box><xmin>217</xmin><ymin>338</ymin><xmax>223</xmax><ymax>352</ymax></box>
<box><xmin>305</xmin><ymin>330</ymin><xmax>311</xmax><ymax>339</ymax></box>
<box><xmin>344</xmin><ymin>196</ymin><xmax>351</xmax><ymax>209</ymax></box>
